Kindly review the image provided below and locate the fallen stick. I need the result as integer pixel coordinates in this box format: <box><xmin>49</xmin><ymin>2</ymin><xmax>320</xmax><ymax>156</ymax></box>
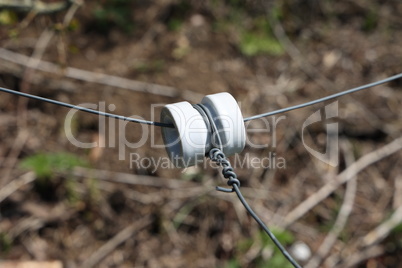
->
<box><xmin>81</xmin><ymin>216</ymin><xmax>152</xmax><ymax>268</ymax></box>
<box><xmin>0</xmin><ymin>48</ymin><xmax>203</xmax><ymax>102</ymax></box>
<box><xmin>306</xmin><ymin>140</ymin><xmax>357</xmax><ymax>268</ymax></box>
<box><xmin>0</xmin><ymin>171</ymin><xmax>35</xmax><ymax>203</ymax></box>
<box><xmin>284</xmin><ymin>136</ymin><xmax>402</xmax><ymax>226</ymax></box>
<box><xmin>361</xmin><ymin>198</ymin><xmax>402</xmax><ymax>247</ymax></box>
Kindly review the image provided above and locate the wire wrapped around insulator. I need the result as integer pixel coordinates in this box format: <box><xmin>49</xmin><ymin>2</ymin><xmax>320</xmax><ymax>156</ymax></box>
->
<box><xmin>209</xmin><ymin>148</ymin><xmax>240</xmax><ymax>192</ymax></box>
<box><xmin>198</xmin><ymin>103</ymin><xmax>301</xmax><ymax>267</ymax></box>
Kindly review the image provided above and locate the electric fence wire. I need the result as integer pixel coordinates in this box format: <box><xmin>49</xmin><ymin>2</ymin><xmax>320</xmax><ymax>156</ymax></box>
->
<box><xmin>1</xmin><ymin>73</ymin><xmax>401</xmax><ymax>127</ymax></box>
<box><xmin>195</xmin><ymin>102</ymin><xmax>302</xmax><ymax>268</ymax></box>
<box><xmin>0</xmin><ymin>86</ymin><xmax>173</xmax><ymax>128</ymax></box>
<box><xmin>243</xmin><ymin>72</ymin><xmax>402</xmax><ymax>122</ymax></box>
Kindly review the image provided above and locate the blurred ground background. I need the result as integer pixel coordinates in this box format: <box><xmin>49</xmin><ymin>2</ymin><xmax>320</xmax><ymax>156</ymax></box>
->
<box><xmin>0</xmin><ymin>0</ymin><xmax>402</xmax><ymax>267</ymax></box>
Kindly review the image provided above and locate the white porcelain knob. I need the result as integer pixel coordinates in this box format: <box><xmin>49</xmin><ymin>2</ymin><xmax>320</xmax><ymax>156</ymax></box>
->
<box><xmin>160</xmin><ymin>92</ymin><xmax>246</xmax><ymax>168</ymax></box>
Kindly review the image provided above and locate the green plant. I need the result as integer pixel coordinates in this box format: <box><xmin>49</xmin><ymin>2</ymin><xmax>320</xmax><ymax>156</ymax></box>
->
<box><xmin>239</xmin><ymin>17</ymin><xmax>284</xmax><ymax>57</ymax></box>
<box><xmin>240</xmin><ymin>31</ymin><xmax>283</xmax><ymax>57</ymax></box>
<box><xmin>65</xmin><ymin>176</ymin><xmax>80</xmax><ymax>204</ymax></box>
<box><xmin>211</xmin><ymin>3</ymin><xmax>283</xmax><ymax>57</ymax></box>
<box><xmin>227</xmin><ymin>228</ymin><xmax>295</xmax><ymax>268</ymax></box>
<box><xmin>20</xmin><ymin>152</ymin><xmax>86</xmax><ymax>179</ymax></box>
<box><xmin>167</xmin><ymin>18</ymin><xmax>183</xmax><ymax>31</ymax></box>
<box><xmin>0</xmin><ymin>10</ymin><xmax>17</xmax><ymax>25</ymax></box>
<box><xmin>0</xmin><ymin>233</ymin><xmax>12</xmax><ymax>254</ymax></box>
<box><xmin>86</xmin><ymin>177</ymin><xmax>100</xmax><ymax>204</ymax></box>
<box><xmin>362</xmin><ymin>9</ymin><xmax>378</xmax><ymax>32</ymax></box>
<box><xmin>223</xmin><ymin>258</ymin><xmax>241</xmax><ymax>268</ymax></box>
<box><xmin>262</xmin><ymin>228</ymin><xmax>295</xmax><ymax>268</ymax></box>
<box><xmin>165</xmin><ymin>0</ymin><xmax>191</xmax><ymax>31</ymax></box>
<box><xmin>20</xmin><ymin>152</ymin><xmax>87</xmax><ymax>202</ymax></box>
<box><xmin>392</xmin><ymin>222</ymin><xmax>402</xmax><ymax>234</ymax></box>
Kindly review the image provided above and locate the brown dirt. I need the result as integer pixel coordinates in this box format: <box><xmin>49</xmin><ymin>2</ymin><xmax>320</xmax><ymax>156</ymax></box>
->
<box><xmin>0</xmin><ymin>1</ymin><xmax>402</xmax><ymax>267</ymax></box>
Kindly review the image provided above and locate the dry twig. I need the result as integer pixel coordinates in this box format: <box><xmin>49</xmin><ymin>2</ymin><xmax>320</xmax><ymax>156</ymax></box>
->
<box><xmin>0</xmin><ymin>171</ymin><xmax>35</xmax><ymax>203</ymax></box>
<box><xmin>81</xmin><ymin>216</ymin><xmax>152</xmax><ymax>268</ymax></box>
<box><xmin>334</xmin><ymin>245</ymin><xmax>385</xmax><ymax>268</ymax></box>
<box><xmin>393</xmin><ymin>175</ymin><xmax>402</xmax><ymax>209</ymax></box>
<box><xmin>333</xmin><ymin>177</ymin><xmax>402</xmax><ymax>267</ymax></box>
<box><xmin>8</xmin><ymin>216</ymin><xmax>45</xmax><ymax>240</ymax></box>
<box><xmin>71</xmin><ymin>167</ymin><xmax>195</xmax><ymax>189</ymax></box>
<box><xmin>18</xmin><ymin>0</ymin><xmax>82</xmax><ymax>123</ymax></box>
<box><xmin>361</xmin><ymin>193</ymin><xmax>402</xmax><ymax>247</ymax></box>
<box><xmin>306</xmin><ymin>140</ymin><xmax>357</xmax><ymax>268</ymax></box>
<box><xmin>18</xmin><ymin>28</ymin><xmax>56</xmax><ymax>125</ymax></box>
<box><xmin>0</xmin><ymin>130</ymin><xmax>30</xmax><ymax>187</ymax></box>
<box><xmin>0</xmin><ymin>48</ymin><xmax>202</xmax><ymax>102</ymax></box>
<box><xmin>284</xmin><ymin>136</ymin><xmax>402</xmax><ymax>226</ymax></box>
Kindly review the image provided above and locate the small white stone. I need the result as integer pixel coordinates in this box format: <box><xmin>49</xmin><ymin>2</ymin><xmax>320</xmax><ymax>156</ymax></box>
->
<box><xmin>323</xmin><ymin>50</ymin><xmax>341</xmax><ymax>69</ymax></box>
<box><xmin>290</xmin><ymin>241</ymin><xmax>311</xmax><ymax>261</ymax></box>
<box><xmin>190</xmin><ymin>14</ymin><xmax>205</xmax><ymax>27</ymax></box>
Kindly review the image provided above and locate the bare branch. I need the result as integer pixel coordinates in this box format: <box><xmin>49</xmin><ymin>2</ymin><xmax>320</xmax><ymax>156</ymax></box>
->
<box><xmin>306</xmin><ymin>140</ymin><xmax>357</xmax><ymax>268</ymax></box>
<box><xmin>0</xmin><ymin>171</ymin><xmax>35</xmax><ymax>203</ymax></box>
<box><xmin>80</xmin><ymin>216</ymin><xmax>152</xmax><ymax>268</ymax></box>
<box><xmin>0</xmin><ymin>48</ymin><xmax>203</xmax><ymax>102</ymax></box>
<box><xmin>284</xmin><ymin>136</ymin><xmax>402</xmax><ymax>226</ymax></box>
<box><xmin>71</xmin><ymin>167</ymin><xmax>195</xmax><ymax>189</ymax></box>
<box><xmin>0</xmin><ymin>130</ymin><xmax>30</xmax><ymax>187</ymax></box>
<box><xmin>361</xmin><ymin>193</ymin><xmax>402</xmax><ymax>247</ymax></box>
<box><xmin>335</xmin><ymin>245</ymin><xmax>384</xmax><ymax>268</ymax></box>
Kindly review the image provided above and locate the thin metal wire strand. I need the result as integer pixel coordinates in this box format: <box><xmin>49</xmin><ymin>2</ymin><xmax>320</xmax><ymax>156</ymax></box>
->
<box><xmin>0</xmin><ymin>86</ymin><xmax>173</xmax><ymax>128</ymax></box>
<box><xmin>244</xmin><ymin>72</ymin><xmax>402</xmax><ymax>122</ymax></box>
<box><xmin>2</xmin><ymin>73</ymin><xmax>401</xmax><ymax>128</ymax></box>
<box><xmin>207</xmin><ymin>149</ymin><xmax>301</xmax><ymax>268</ymax></box>
<box><xmin>232</xmin><ymin>183</ymin><xmax>302</xmax><ymax>268</ymax></box>
<box><xmin>196</xmin><ymin>103</ymin><xmax>301</xmax><ymax>267</ymax></box>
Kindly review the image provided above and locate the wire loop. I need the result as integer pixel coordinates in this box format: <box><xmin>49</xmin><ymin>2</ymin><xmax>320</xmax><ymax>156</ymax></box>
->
<box><xmin>209</xmin><ymin>148</ymin><xmax>240</xmax><ymax>191</ymax></box>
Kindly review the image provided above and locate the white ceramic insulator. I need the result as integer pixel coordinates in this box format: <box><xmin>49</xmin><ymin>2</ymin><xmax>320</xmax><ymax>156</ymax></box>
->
<box><xmin>160</xmin><ymin>92</ymin><xmax>246</xmax><ymax>168</ymax></box>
